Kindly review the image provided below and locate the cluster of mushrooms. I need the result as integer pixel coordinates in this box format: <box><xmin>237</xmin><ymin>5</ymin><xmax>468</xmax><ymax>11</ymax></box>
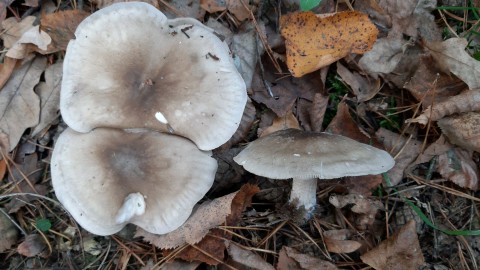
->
<box><xmin>51</xmin><ymin>2</ymin><xmax>247</xmax><ymax>235</ymax></box>
<box><xmin>51</xmin><ymin>2</ymin><xmax>395</xmax><ymax>236</ymax></box>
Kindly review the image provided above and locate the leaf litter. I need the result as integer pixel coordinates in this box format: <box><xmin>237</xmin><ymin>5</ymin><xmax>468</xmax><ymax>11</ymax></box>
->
<box><xmin>1</xmin><ymin>0</ymin><xmax>480</xmax><ymax>269</ymax></box>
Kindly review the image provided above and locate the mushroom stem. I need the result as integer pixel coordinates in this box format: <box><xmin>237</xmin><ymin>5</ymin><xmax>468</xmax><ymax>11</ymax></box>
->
<box><xmin>115</xmin><ymin>192</ymin><xmax>146</xmax><ymax>224</ymax></box>
<box><xmin>289</xmin><ymin>178</ymin><xmax>317</xmax><ymax>212</ymax></box>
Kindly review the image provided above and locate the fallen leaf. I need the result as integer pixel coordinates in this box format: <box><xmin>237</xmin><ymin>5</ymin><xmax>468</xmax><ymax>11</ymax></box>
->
<box><xmin>6</xmin><ymin>25</ymin><xmax>52</xmax><ymax>59</ymax></box>
<box><xmin>329</xmin><ymin>194</ymin><xmax>384</xmax><ymax>230</ymax></box>
<box><xmin>281</xmin><ymin>11</ymin><xmax>378</xmax><ymax>77</ymax></box>
<box><xmin>323</xmin><ymin>229</ymin><xmax>362</xmax><ymax>253</ymax></box>
<box><xmin>259</xmin><ymin>110</ymin><xmax>300</xmax><ymax>137</ymax></box>
<box><xmin>136</xmin><ymin>191</ymin><xmax>239</xmax><ymax>249</ymax></box>
<box><xmin>157</xmin><ymin>260</ymin><xmax>200</xmax><ymax>270</ymax></box>
<box><xmin>407</xmin><ymin>90</ymin><xmax>480</xmax><ymax>125</ymax></box>
<box><xmin>226</xmin><ymin>0</ymin><xmax>255</xmax><ymax>21</ymax></box>
<box><xmin>32</xmin><ymin>61</ymin><xmax>63</xmax><ymax>136</ymax></box>
<box><xmin>91</xmin><ymin>0</ymin><xmax>159</xmax><ymax>9</ymax></box>
<box><xmin>0</xmin><ymin>158</ymin><xmax>6</xmax><ymax>179</ymax></box>
<box><xmin>299</xmin><ymin>92</ymin><xmax>329</xmax><ymax>132</ymax></box>
<box><xmin>40</xmin><ymin>10</ymin><xmax>90</xmax><ymax>53</ymax></box>
<box><xmin>403</xmin><ymin>55</ymin><xmax>466</xmax><ymax>108</ymax></box>
<box><xmin>0</xmin><ymin>16</ymin><xmax>36</xmax><ymax>48</ymax></box>
<box><xmin>376</xmin><ymin>128</ymin><xmax>421</xmax><ymax>186</ymax></box>
<box><xmin>437</xmin><ymin>112</ymin><xmax>480</xmax><ymax>153</ymax></box>
<box><xmin>0</xmin><ymin>57</ymin><xmax>17</xmax><ymax>90</ymax></box>
<box><xmin>336</xmin><ymin>62</ymin><xmax>381</xmax><ymax>102</ymax></box>
<box><xmin>0</xmin><ymin>208</ymin><xmax>18</xmax><ymax>252</ymax></box>
<box><xmin>360</xmin><ymin>220</ymin><xmax>425</xmax><ymax>270</ymax></box>
<box><xmin>160</xmin><ymin>0</ymin><xmax>205</xmax><ymax>19</ymax></box>
<box><xmin>277</xmin><ymin>246</ymin><xmax>338</xmax><ymax>270</ymax></box>
<box><xmin>425</xmin><ymin>38</ymin><xmax>480</xmax><ymax>90</ymax></box>
<box><xmin>437</xmin><ymin>148</ymin><xmax>479</xmax><ymax>190</ymax></box>
<box><xmin>0</xmin><ymin>57</ymin><xmax>47</xmax><ymax>151</ymax></box>
<box><xmin>17</xmin><ymin>234</ymin><xmax>46</xmax><ymax>257</ymax></box>
<box><xmin>413</xmin><ymin>135</ymin><xmax>452</xmax><ymax>166</ymax></box>
<box><xmin>200</xmin><ymin>0</ymin><xmax>226</xmax><ymax>13</ymax></box>
<box><xmin>226</xmin><ymin>242</ymin><xmax>275</xmax><ymax>270</ymax></box>
<box><xmin>358</xmin><ymin>36</ymin><xmax>404</xmax><ymax>78</ymax></box>
<box><xmin>0</xmin><ymin>0</ymin><xmax>14</xmax><ymax>26</ymax></box>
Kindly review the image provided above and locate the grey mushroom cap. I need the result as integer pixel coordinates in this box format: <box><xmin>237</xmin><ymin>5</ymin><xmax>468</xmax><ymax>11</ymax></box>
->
<box><xmin>51</xmin><ymin>128</ymin><xmax>217</xmax><ymax>236</ymax></box>
<box><xmin>234</xmin><ymin>129</ymin><xmax>395</xmax><ymax>180</ymax></box>
<box><xmin>60</xmin><ymin>2</ymin><xmax>247</xmax><ymax>151</ymax></box>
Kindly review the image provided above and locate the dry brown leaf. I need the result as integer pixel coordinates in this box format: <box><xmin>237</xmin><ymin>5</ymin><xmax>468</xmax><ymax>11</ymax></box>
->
<box><xmin>413</xmin><ymin>135</ymin><xmax>452</xmax><ymax>166</ymax></box>
<box><xmin>226</xmin><ymin>242</ymin><xmax>275</xmax><ymax>270</ymax></box>
<box><xmin>0</xmin><ymin>158</ymin><xmax>6</xmax><ymax>179</ymax></box>
<box><xmin>171</xmin><ymin>184</ymin><xmax>259</xmax><ymax>265</ymax></box>
<box><xmin>91</xmin><ymin>0</ymin><xmax>159</xmax><ymax>9</ymax></box>
<box><xmin>376</xmin><ymin>128</ymin><xmax>421</xmax><ymax>186</ymax></box>
<box><xmin>232</xmin><ymin>22</ymin><xmax>263</xmax><ymax>89</ymax></box>
<box><xmin>408</xmin><ymin>90</ymin><xmax>480</xmax><ymax>125</ymax></box>
<box><xmin>200</xmin><ymin>0</ymin><xmax>226</xmax><ymax>13</ymax></box>
<box><xmin>157</xmin><ymin>260</ymin><xmax>201</xmax><ymax>270</ymax></box>
<box><xmin>0</xmin><ymin>57</ymin><xmax>47</xmax><ymax>151</ymax></box>
<box><xmin>40</xmin><ymin>10</ymin><xmax>90</xmax><ymax>53</ymax></box>
<box><xmin>136</xmin><ymin>191</ymin><xmax>238</xmax><ymax>249</ymax></box>
<box><xmin>336</xmin><ymin>62</ymin><xmax>381</xmax><ymax>102</ymax></box>
<box><xmin>437</xmin><ymin>147</ymin><xmax>479</xmax><ymax>190</ymax></box>
<box><xmin>329</xmin><ymin>194</ymin><xmax>384</xmax><ymax>230</ymax></box>
<box><xmin>226</xmin><ymin>0</ymin><xmax>254</xmax><ymax>21</ymax></box>
<box><xmin>360</xmin><ymin>220</ymin><xmax>425</xmax><ymax>270</ymax></box>
<box><xmin>281</xmin><ymin>11</ymin><xmax>378</xmax><ymax>77</ymax></box>
<box><xmin>0</xmin><ymin>208</ymin><xmax>18</xmax><ymax>252</ymax></box>
<box><xmin>425</xmin><ymin>38</ymin><xmax>480</xmax><ymax>90</ymax></box>
<box><xmin>358</xmin><ymin>36</ymin><xmax>404</xmax><ymax>78</ymax></box>
<box><xmin>277</xmin><ymin>246</ymin><xmax>338</xmax><ymax>270</ymax></box>
<box><xmin>0</xmin><ymin>0</ymin><xmax>13</xmax><ymax>26</ymax></box>
<box><xmin>404</xmin><ymin>55</ymin><xmax>466</xmax><ymax>108</ymax></box>
<box><xmin>161</xmin><ymin>0</ymin><xmax>205</xmax><ymax>19</ymax></box>
<box><xmin>323</xmin><ymin>229</ymin><xmax>362</xmax><ymax>254</ymax></box>
<box><xmin>258</xmin><ymin>110</ymin><xmax>300</xmax><ymax>137</ymax></box>
<box><xmin>0</xmin><ymin>16</ymin><xmax>36</xmax><ymax>48</ymax></box>
<box><xmin>32</xmin><ymin>62</ymin><xmax>63</xmax><ymax>136</ymax></box>
<box><xmin>6</xmin><ymin>25</ymin><xmax>51</xmax><ymax>59</ymax></box>
<box><xmin>17</xmin><ymin>234</ymin><xmax>47</xmax><ymax>257</ymax></box>
<box><xmin>300</xmin><ymin>92</ymin><xmax>328</xmax><ymax>132</ymax></box>
<box><xmin>0</xmin><ymin>56</ymin><xmax>17</xmax><ymax>90</ymax></box>
<box><xmin>437</xmin><ymin>112</ymin><xmax>480</xmax><ymax>153</ymax></box>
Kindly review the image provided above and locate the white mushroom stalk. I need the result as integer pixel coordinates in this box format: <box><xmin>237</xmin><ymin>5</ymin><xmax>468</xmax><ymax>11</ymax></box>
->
<box><xmin>115</xmin><ymin>193</ymin><xmax>146</xmax><ymax>224</ymax></box>
<box><xmin>289</xmin><ymin>178</ymin><xmax>317</xmax><ymax>213</ymax></box>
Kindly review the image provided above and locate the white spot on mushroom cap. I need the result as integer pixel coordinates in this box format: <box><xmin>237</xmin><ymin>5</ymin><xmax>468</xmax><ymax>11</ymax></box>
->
<box><xmin>115</xmin><ymin>192</ymin><xmax>146</xmax><ymax>224</ymax></box>
<box><xmin>155</xmin><ymin>112</ymin><xmax>168</xmax><ymax>124</ymax></box>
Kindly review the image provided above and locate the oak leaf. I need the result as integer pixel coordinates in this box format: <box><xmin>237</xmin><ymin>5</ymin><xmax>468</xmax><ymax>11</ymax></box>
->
<box><xmin>280</xmin><ymin>11</ymin><xmax>378</xmax><ymax>77</ymax></box>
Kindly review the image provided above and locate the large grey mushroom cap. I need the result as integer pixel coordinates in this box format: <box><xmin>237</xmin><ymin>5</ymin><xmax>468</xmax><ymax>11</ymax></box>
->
<box><xmin>51</xmin><ymin>128</ymin><xmax>217</xmax><ymax>236</ymax></box>
<box><xmin>234</xmin><ymin>129</ymin><xmax>395</xmax><ymax>180</ymax></box>
<box><xmin>61</xmin><ymin>2</ymin><xmax>247</xmax><ymax>150</ymax></box>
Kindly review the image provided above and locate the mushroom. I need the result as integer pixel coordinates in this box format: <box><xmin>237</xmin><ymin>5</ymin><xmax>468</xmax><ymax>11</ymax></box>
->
<box><xmin>61</xmin><ymin>2</ymin><xmax>247</xmax><ymax>150</ymax></box>
<box><xmin>51</xmin><ymin>128</ymin><xmax>217</xmax><ymax>235</ymax></box>
<box><xmin>233</xmin><ymin>129</ymin><xmax>395</xmax><ymax>219</ymax></box>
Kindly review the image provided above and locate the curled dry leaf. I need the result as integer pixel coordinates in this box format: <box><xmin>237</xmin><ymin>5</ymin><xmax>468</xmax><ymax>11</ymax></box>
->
<box><xmin>425</xmin><ymin>38</ymin><xmax>480</xmax><ymax>90</ymax></box>
<box><xmin>0</xmin><ymin>57</ymin><xmax>47</xmax><ymax>151</ymax></box>
<box><xmin>407</xmin><ymin>90</ymin><xmax>480</xmax><ymax>125</ymax></box>
<box><xmin>32</xmin><ymin>61</ymin><xmax>63</xmax><ymax>136</ymax></box>
<box><xmin>17</xmin><ymin>234</ymin><xmax>47</xmax><ymax>257</ymax></box>
<box><xmin>136</xmin><ymin>192</ymin><xmax>237</xmax><ymax>249</ymax></box>
<box><xmin>376</xmin><ymin>128</ymin><xmax>421</xmax><ymax>186</ymax></box>
<box><xmin>360</xmin><ymin>220</ymin><xmax>425</xmax><ymax>270</ymax></box>
<box><xmin>0</xmin><ymin>57</ymin><xmax>17</xmax><ymax>90</ymax></box>
<box><xmin>0</xmin><ymin>208</ymin><xmax>18</xmax><ymax>252</ymax></box>
<box><xmin>6</xmin><ymin>25</ymin><xmax>51</xmax><ymax>59</ymax></box>
<box><xmin>323</xmin><ymin>229</ymin><xmax>362</xmax><ymax>254</ymax></box>
<box><xmin>329</xmin><ymin>194</ymin><xmax>384</xmax><ymax>230</ymax></box>
<box><xmin>358</xmin><ymin>36</ymin><xmax>403</xmax><ymax>78</ymax></box>
<box><xmin>277</xmin><ymin>246</ymin><xmax>338</xmax><ymax>270</ymax></box>
<box><xmin>226</xmin><ymin>242</ymin><xmax>275</xmax><ymax>270</ymax></box>
<box><xmin>336</xmin><ymin>62</ymin><xmax>381</xmax><ymax>102</ymax></box>
<box><xmin>280</xmin><ymin>11</ymin><xmax>378</xmax><ymax>77</ymax></box>
<box><xmin>438</xmin><ymin>112</ymin><xmax>480</xmax><ymax>153</ymax></box>
<box><xmin>437</xmin><ymin>148</ymin><xmax>479</xmax><ymax>191</ymax></box>
<box><xmin>40</xmin><ymin>10</ymin><xmax>90</xmax><ymax>53</ymax></box>
<box><xmin>258</xmin><ymin>110</ymin><xmax>300</xmax><ymax>137</ymax></box>
<box><xmin>404</xmin><ymin>55</ymin><xmax>466</xmax><ymax>108</ymax></box>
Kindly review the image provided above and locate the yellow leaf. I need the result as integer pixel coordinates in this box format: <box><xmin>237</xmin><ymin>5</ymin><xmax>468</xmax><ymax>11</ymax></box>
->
<box><xmin>280</xmin><ymin>11</ymin><xmax>378</xmax><ymax>77</ymax></box>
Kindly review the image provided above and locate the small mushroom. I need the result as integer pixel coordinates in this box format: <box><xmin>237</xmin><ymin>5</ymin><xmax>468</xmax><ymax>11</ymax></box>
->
<box><xmin>233</xmin><ymin>129</ymin><xmax>395</xmax><ymax>218</ymax></box>
<box><xmin>61</xmin><ymin>2</ymin><xmax>246</xmax><ymax>150</ymax></box>
<box><xmin>51</xmin><ymin>128</ymin><xmax>217</xmax><ymax>235</ymax></box>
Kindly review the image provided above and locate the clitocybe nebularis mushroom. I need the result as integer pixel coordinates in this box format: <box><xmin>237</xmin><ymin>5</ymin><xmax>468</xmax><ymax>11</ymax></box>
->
<box><xmin>61</xmin><ymin>2</ymin><xmax>247</xmax><ymax>150</ymax></box>
<box><xmin>233</xmin><ymin>129</ymin><xmax>395</xmax><ymax>219</ymax></box>
<box><xmin>51</xmin><ymin>128</ymin><xmax>217</xmax><ymax>235</ymax></box>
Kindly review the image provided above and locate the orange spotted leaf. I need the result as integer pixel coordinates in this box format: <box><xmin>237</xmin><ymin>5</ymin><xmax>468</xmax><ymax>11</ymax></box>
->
<box><xmin>280</xmin><ymin>11</ymin><xmax>378</xmax><ymax>77</ymax></box>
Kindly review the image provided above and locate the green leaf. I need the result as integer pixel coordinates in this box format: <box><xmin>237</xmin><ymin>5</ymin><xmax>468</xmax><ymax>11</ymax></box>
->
<box><xmin>300</xmin><ymin>0</ymin><xmax>322</xmax><ymax>11</ymax></box>
<box><xmin>36</xmin><ymin>218</ymin><xmax>51</xmax><ymax>232</ymax></box>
